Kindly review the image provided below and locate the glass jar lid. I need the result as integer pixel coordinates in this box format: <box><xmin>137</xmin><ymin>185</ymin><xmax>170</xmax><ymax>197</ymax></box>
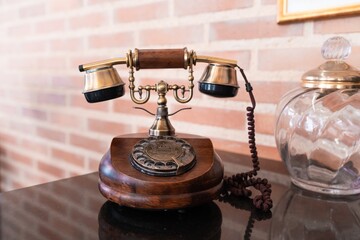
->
<box><xmin>302</xmin><ymin>36</ymin><xmax>360</xmax><ymax>89</ymax></box>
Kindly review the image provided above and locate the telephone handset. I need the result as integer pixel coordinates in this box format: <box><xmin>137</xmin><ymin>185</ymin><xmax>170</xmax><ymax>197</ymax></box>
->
<box><xmin>79</xmin><ymin>48</ymin><xmax>272</xmax><ymax>211</ymax></box>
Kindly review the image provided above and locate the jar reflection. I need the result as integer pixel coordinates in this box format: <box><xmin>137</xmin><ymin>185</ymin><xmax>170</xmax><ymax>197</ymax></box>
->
<box><xmin>270</xmin><ymin>184</ymin><xmax>360</xmax><ymax>240</ymax></box>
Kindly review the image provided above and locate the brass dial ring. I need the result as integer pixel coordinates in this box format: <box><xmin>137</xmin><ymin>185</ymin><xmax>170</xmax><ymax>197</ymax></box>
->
<box><xmin>130</xmin><ymin>136</ymin><xmax>196</xmax><ymax>176</ymax></box>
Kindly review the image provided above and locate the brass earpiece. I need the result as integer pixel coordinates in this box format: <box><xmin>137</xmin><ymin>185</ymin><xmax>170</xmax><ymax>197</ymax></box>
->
<box><xmin>198</xmin><ymin>63</ymin><xmax>239</xmax><ymax>97</ymax></box>
<box><xmin>83</xmin><ymin>66</ymin><xmax>125</xmax><ymax>103</ymax></box>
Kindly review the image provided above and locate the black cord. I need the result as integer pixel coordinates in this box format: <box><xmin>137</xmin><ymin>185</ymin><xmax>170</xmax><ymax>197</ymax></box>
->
<box><xmin>221</xmin><ymin>66</ymin><xmax>273</xmax><ymax>212</ymax></box>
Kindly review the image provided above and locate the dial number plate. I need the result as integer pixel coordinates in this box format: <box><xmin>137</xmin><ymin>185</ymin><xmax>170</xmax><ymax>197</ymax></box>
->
<box><xmin>131</xmin><ymin>136</ymin><xmax>196</xmax><ymax>176</ymax></box>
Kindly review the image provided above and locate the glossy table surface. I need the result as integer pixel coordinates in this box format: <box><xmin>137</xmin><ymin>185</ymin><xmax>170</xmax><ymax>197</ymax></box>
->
<box><xmin>0</xmin><ymin>152</ymin><xmax>359</xmax><ymax>240</ymax></box>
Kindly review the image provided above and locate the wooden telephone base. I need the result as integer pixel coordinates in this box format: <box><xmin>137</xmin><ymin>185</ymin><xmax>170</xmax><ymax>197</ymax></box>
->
<box><xmin>98</xmin><ymin>133</ymin><xmax>224</xmax><ymax>209</ymax></box>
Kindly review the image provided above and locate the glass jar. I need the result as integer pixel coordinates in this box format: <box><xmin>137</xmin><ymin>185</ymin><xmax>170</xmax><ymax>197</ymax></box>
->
<box><xmin>275</xmin><ymin>36</ymin><xmax>360</xmax><ymax>195</ymax></box>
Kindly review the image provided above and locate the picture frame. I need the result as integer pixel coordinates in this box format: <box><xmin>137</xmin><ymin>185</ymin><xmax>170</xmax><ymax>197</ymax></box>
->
<box><xmin>277</xmin><ymin>0</ymin><xmax>360</xmax><ymax>23</ymax></box>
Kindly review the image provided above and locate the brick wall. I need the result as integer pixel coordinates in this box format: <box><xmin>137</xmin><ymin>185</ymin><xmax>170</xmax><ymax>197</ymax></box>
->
<box><xmin>0</xmin><ymin>0</ymin><xmax>359</xmax><ymax>191</ymax></box>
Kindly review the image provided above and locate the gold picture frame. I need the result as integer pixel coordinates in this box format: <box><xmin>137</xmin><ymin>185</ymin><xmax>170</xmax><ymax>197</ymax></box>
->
<box><xmin>277</xmin><ymin>0</ymin><xmax>360</xmax><ymax>23</ymax></box>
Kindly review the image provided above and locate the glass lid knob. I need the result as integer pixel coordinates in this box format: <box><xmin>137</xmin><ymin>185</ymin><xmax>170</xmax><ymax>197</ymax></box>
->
<box><xmin>321</xmin><ymin>36</ymin><xmax>351</xmax><ymax>61</ymax></box>
<box><xmin>301</xmin><ymin>36</ymin><xmax>360</xmax><ymax>89</ymax></box>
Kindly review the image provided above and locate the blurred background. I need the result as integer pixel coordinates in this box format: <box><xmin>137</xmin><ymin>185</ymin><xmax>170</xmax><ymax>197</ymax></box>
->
<box><xmin>0</xmin><ymin>0</ymin><xmax>359</xmax><ymax>191</ymax></box>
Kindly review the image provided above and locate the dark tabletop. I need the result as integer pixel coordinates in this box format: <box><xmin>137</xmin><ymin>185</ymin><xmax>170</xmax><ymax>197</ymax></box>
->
<box><xmin>0</xmin><ymin>153</ymin><xmax>359</xmax><ymax>240</ymax></box>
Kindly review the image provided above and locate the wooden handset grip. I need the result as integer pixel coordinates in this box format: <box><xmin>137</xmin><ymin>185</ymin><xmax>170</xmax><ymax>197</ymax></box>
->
<box><xmin>134</xmin><ymin>48</ymin><xmax>189</xmax><ymax>70</ymax></box>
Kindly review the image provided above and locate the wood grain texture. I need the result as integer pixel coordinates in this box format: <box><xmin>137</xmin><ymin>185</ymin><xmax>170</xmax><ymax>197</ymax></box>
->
<box><xmin>98</xmin><ymin>133</ymin><xmax>224</xmax><ymax>209</ymax></box>
<box><xmin>135</xmin><ymin>48</ymin><xmax>186</xmax><ymax>70</ymax></box>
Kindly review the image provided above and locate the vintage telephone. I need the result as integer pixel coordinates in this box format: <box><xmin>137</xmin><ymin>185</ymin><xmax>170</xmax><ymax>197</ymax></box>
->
<box><xmin>79</xmin><ymin>48</ymin><xmax>272</xmax><ymax>211</ymax></box>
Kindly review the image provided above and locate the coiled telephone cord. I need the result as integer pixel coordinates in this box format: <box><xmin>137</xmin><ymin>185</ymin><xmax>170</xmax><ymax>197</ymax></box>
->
<box><xmin>221</xmin><ymin>67</ymin><xmax>273</xmax><ymax>212</ymax></box>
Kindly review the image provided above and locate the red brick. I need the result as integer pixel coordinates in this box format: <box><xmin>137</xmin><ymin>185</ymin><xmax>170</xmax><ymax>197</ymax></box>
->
<box><xmin>37</xmin><ymin>93</ymin><xmax>66</xmax><ymax>106</ymax></box>
<box><xmin>21</xmin><ymin>40</ymin><xmax>48</xmax><ymax>53</ymax></box>
<box><xmin>51</xmin><ymin>147</ymin><xmax>85</xmax><ymax>168</ymax></box>
<box><xmin>220</xmin><ymin>151</ymin><xmax>286</xmax><ymax>176</ymax></box>
<box><xmin>234</xmin><ymin>81</ymin><xmax>300</xmax><ymax>104</ymax></box>
<box><xmin>139</xmin><ymin>25</ymin><xmax>204</xmax><ymax>46</ymax></box>
<box><xmin>6</xmin><ymin>56</ymin><xmax>38</xmax><ymax>69</ymax></box>
<box><xmin>89</xmin><ymin>158</ymin><xmax>99</xmax><ymax>171</ymax></box>
<box><xmin>0</xmin><ymin>88</ymin><xmax>6</xmax><ymax>97</ymax></box>
<box><xmin>22</xmin><ymin>107</ymin><xmax>47</xmax><ymax>121</ymax></box>
<box><xmin>258</xmin><ymin>48</ymin><xmax>323</xmax><ymax>71</ymax></box>
<box><xmin>0</xmin><ymin>118</ymin><xmax>8</xmax><ymax>129</ymax></box>
<box><xmin>8</xmin><ymin>151</ymin><xmax>33</xmax><ymax>166</ymax></box>
<box><xmin>19</xmin><ymin>3</ymin><xmax>45</xmax><ymax>18</ymax></box>
<box><xmin>70</xmin><ymin>134</ymin><xmax>108</xmax><ymax>153</ymax></box>
<box><xmin>314</xmin><ymin>15</ymin><xmax>360</xmax><ymax>34</ymax></box>
<box><xmin>0</xmin><ymin>7</ymin><xmax>17</xmax><ymax>24</ymax></box>
<box><xmin>9</xmin><ymin>89</ymin><xmax>36</xmax><ymax>103</ymax></box>
<box><xmin>49</xmin><ymin>111</ymin><xmax>83</xmax><ymax>128</ymax></box>
<box><xmin>35</xmin><ymin>19</ymin><xmax>65</xmax><ymax>33</ymax></box>
<box><xmin>48</xmin><ymin>0</ymin><xmax>83</xmax><ymax>12</ymax></box>
<box><xmin>49</xmin><ymin>38</ymin><xmax>83</xmax><ymax>51</ymax></box>
<box><xmin>174</xmin><ymin>0</ymin><xmax>253</xmax><ymax>16</ymax></box>
<box><xmin>23</xmin><ymin>171</ymin><xmax>49</xmax><ymax>186</ymax></box>
<box><xmin>0</xmin><ymin>103</ymin><xmax>18</xmax><ymax>115</ymax></box>
<box><xmin>52</xmin><ymin>75</ymin><xmax>83</xmax><ymax>89</ymax></box>
<box><xmin>115</xmin><ymin>2</ymin><xmax>169</xmax><ymax>23</ymax></box>
<box><xmin>173</xmin><ymin>105</ymin><xmax>246</xmax><ymax>129</ymax></box>
<box><xmin>70</xmin><ymin>94</ymin><xmax>109</xmax><ymax>112</ymax></box>
<box><xmin>0</xmin><ymin>132</ymin><xmax>18</xmax><ymax>145</ymax></box>
<box><xmin>1</xmin><ymin>161</ymin><xmax>20</xmax><ymax>174</ymax></box>
<box><xmin>10</xmin><ymin>121</ymin><xmax>37</xmax><ymax>135</ymax></box>
<box><xmin>210</xmin><ymin>16</ymin><xmax>304</xmax><ymax>41</ymax></box>
<box><xmin>212</xmin><ymin>138</ymin><xmax>280</xmax><ymax>160</ymax></box>
<box><xmin>0</xmin><ymin>43</ymin><xmax>8</xmax><ymax>54</ymax></box>
<box><xmin>212</xmin><ymin>138</ymin><xmax>250</xmax><ymax>155</ymax></box>
<box><xmin>18</xmin><ymin>75</ymin><xmax>51</xmax><ymax>88</ymax></box>
<box><xmin>88</xmin><ymin>118</ymin><xmax>129</xmax><ymax>135</ymax></box>
<box><xmin>68</xmin><ymin>170</ymin><xmax>82</xmax><ymax>177</ymax></box>
<box><xmin>12</xmin><ymin>181</ymin><xmax>27</xmax><ymax>190</ymax></box>
<box><xmin>69</xmin><ymin>12</ymin><xmax>107</xmax><ymax>30</ymax></box>
<box><xmin>255</xmin><ymin>113</ymin><xmax>276</xmax><ymax>135</ymax></box>
<box><xmin>1</xmin><ymin>73</ymin><xmax>21</xmax><ymax>85</ymax></box>
<box><xmin>7</xmin><ymin>23</ymin><xmax>33</xmax><ymax>37</ymax></box>
<box><xmin>88</xmin><ymin>32</ymin><xmax>134</xmax><ymax>49</ymax></box>
<box><xmin>21</xmin><ymin>139</ymin><xmax>49</xmax><ymax>155</ymax></box>
<box><xmin>37</xmin><ymin>56</ymin><xmax>67</xmax><ymax>69</ymax></box>
<box><xmin>37</xmin><ymin>126</ymin><xmax>66</xmax><ymax>143</ymax></box>
<box><xmin>38</xmin><ymin>161</ymin><xmax>65</xmax><ymax>178</ymax></box>
<box><xmin>137</xmin><ymin>126</ymin><xmax>150</xmax><ymax>133</ymax></box>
